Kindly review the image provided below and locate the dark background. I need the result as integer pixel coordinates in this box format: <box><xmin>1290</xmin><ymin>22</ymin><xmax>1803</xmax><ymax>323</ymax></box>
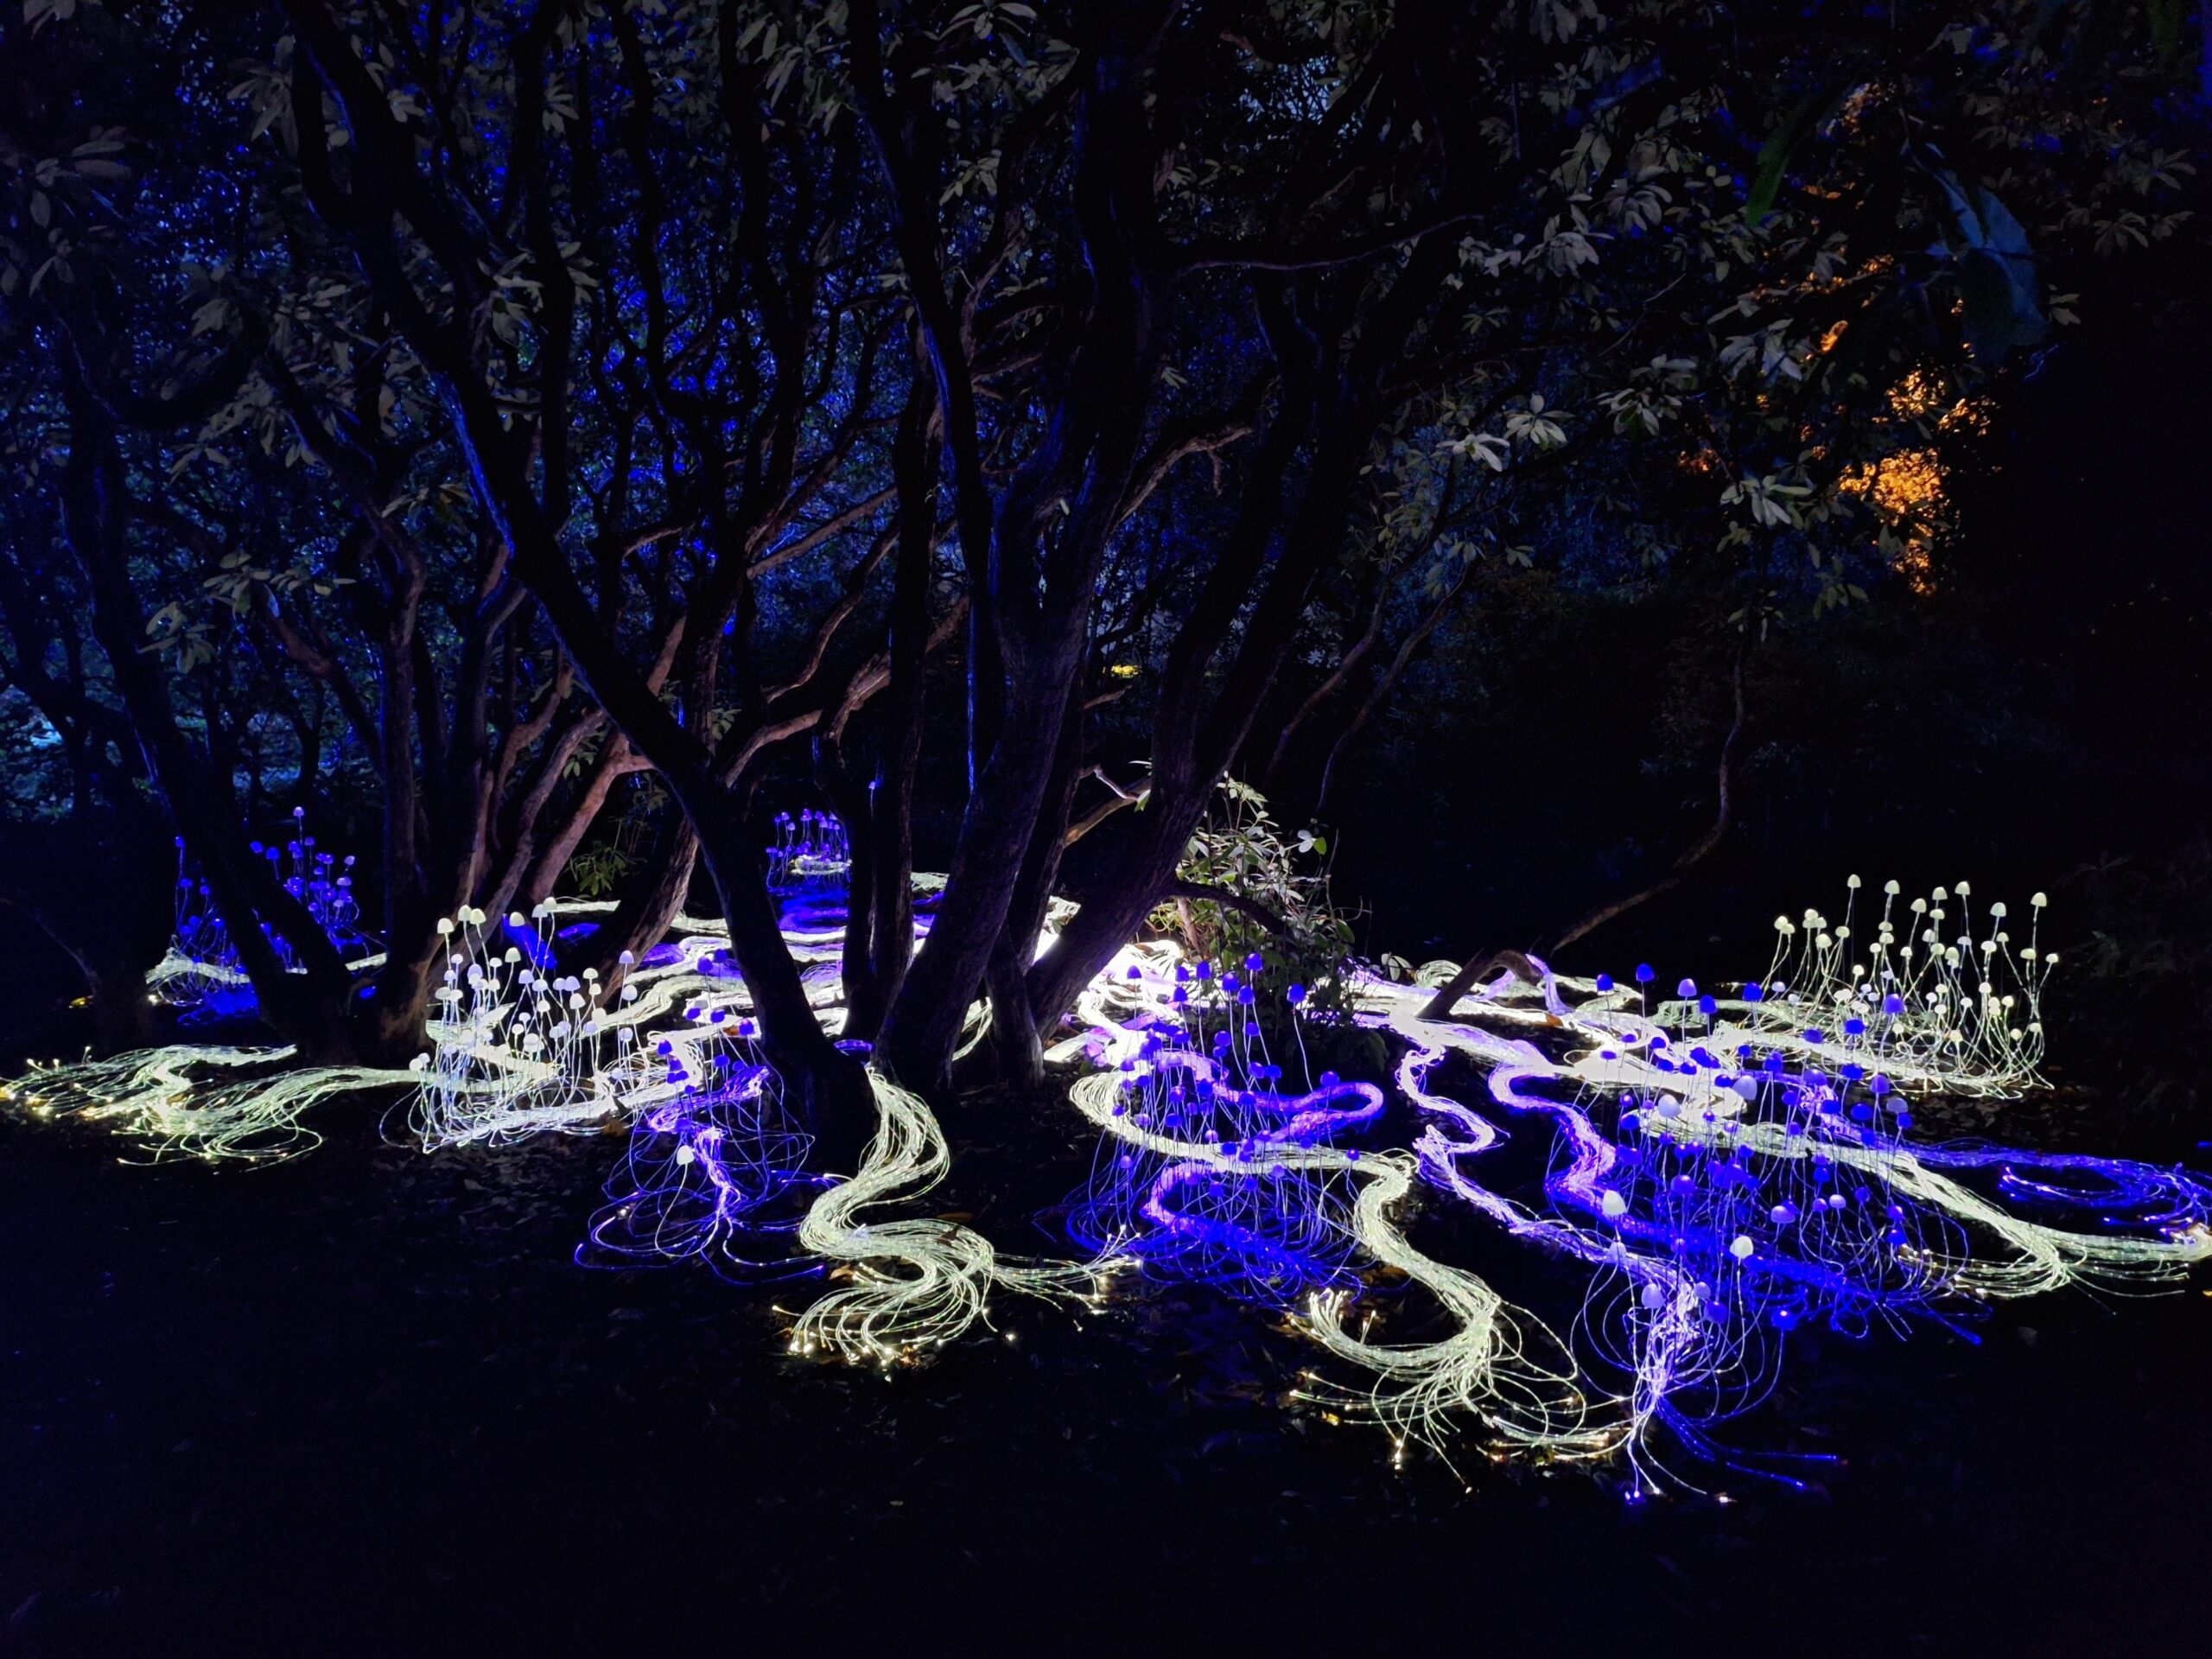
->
<box><xmin>3</xmin><ymin>243</ymin><xmax>2209</xmax><ymax>1656</ymax></box>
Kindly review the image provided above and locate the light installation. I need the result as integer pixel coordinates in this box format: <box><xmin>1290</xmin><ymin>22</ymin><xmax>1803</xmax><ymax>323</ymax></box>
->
<box><xmin>578</xmin><ymin>1007</ymin><xmax>821</xmax><ymax>1284</ymax></box>
<box><xmin>1063</xmin><ymin>948</ymin><xmax>1379</xmax><ymax>1301</ymax></box>
<box><xmin>1314</xmin><ymin>888</ymin><xmax>2211</xmax><ymax>1491</ymax></box>
<box><xmin>149</xmin><ymin>809</ymin><xmax>380</xmax><ymax>1019</ymax></box>
<box><xmin>8</xmin><ymin>839</ymin><xmax>2208</xmax><ymax>1491</ymax></box>
<box><xmin>766</xmin><ymin>808</ymin><xmax>853</xmax><ymax>893</ymax></box>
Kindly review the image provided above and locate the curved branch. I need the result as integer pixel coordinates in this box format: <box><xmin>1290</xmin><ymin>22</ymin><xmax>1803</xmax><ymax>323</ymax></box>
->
<box><xmin>1061</xmin><ymin>767</ymin><xmax>1150</xmax><ymax>847</ymax></box>
<box><xmin>1164</xmin><ymin>878</ymin><xmax>1292</xmax><ymax>939</ymax></box>
<box><xmin>1173</xmin><ymin>209</ymin><xmax>1478</xmax><ymax>274</ymax></box>
<box><xmin>1545</xmin><ymin>645</ymin><xmax>1748</xmax><ymax>957</ymax></box>
<box><xmin>1418</xmin><ymin>948</ymin><xmax>1545</xmax><ymax>1022</ymax></box>
<box><xmin>1314</xmin><ymin>555</ymin><xmax>1474</xmax><ymax>810</ymax></box>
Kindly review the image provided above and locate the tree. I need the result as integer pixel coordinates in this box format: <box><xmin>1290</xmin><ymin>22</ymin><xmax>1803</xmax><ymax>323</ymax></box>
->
<box><xmin>0</xmin><ymin>0</ymin><xmax>2195</xmax><ymax>1127</ymax></box>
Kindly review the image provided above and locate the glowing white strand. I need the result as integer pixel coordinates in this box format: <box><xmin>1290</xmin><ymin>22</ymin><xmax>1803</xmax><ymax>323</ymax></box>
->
<box><xmin>15</xmin><ymin>855</ymin><xmax>2208</xmax><ymax>1489</ymax></box>
<box><xmin>3</xmin><ymin>1046</ymin><xmax>391</xmax><ymax>1164</ymax></box>
<box><xmin>791</xmin><ymin>1071</ymin><xmax>1116</xmax><ymax>1367</ymax></box>
<box><xmin>1065</xmin><ymin>940</ymin><xmax>1611</xmax><ymax>1468</ymax></box>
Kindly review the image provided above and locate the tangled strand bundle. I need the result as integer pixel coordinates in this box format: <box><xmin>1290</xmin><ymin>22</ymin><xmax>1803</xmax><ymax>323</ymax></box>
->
<box><xmin>1065</xmin><ymin>943</ymin><xmax>1607</xmax><ymax>1471</ymax></box>
<box><xmin>1338</xmin><ymin>879</ymin><xmax>2210</xmax><ymax>1489</ymax></box>
<box><xmin>3</xmin><ymin>1045</ymin><xmax>395</xmax><ymax>1164</ymax></box>
<box><xmin>581</xmin><ymin>1008</ymin><xmax>820</xmax><ymax>1281</ymax></box>
<box><xmin>1066</xmin><ymin>950</ymin><xmax>1370</xmax><ymax>1299</ymax></box>
<box><xmin>12</xmin><ymin>849</ymin><xmax>2209</xmax><ymax>1487</ymax></box>
<box><xmin>792</xmin><ymin>1071</ymin><xmax>1113</xmax><ymax>1367</ymax></box>
<box><xmin>407</xmin><ymin>904</ymin><xmax>617</xmax><ymax>1147</ymax></box>
<box><xmin>406</xmin><ymin>883</ymin><xmax>874</xmax><ymax>1148</ymax></box>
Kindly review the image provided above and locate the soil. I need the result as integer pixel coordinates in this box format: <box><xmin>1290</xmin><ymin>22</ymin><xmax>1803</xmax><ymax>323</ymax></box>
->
<box><xmin>3</xmin><ymin>1066</ymin><xmax>2207</xmax><ymax>1657</ymax></box>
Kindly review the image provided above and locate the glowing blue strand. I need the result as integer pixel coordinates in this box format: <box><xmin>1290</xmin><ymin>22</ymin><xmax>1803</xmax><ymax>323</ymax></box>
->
<box><xmin>17</xmin><ymin>838</ymin><xmax>2211</xmax><ymax>1491</ymax></box>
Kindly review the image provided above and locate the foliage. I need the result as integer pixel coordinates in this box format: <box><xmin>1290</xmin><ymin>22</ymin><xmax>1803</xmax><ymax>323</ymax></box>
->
<box><xmin>564</xmin><ymin>777</ymin><xmax>668</xmax><ymax>899</ymax></box>
<box><xmin>1156</xmin><ymin>779</ymin><xmax>1356</xmax><ymax>1025</ymax></box>
<box><xmin>0</xmin><ymin>0</ymin><xmax>2199</xmax><ymax>1077</ymax></box>
<box><xmin>2055</xmin><ymin>838</ymin><xmax>2212</xmax><ymax>1129</ymax></box>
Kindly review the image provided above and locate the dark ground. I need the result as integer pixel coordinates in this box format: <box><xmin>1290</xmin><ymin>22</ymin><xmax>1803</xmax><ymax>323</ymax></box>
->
<box><xmin>3</xmin><ymin>1065</ymin><xmax>2207</xmax><ymax>1657</ymax></box>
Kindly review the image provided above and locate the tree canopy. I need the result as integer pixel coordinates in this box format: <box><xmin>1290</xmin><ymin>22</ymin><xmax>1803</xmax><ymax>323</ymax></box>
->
<box><xmin>0</xmin><ymin>0</ymin><xmax>2198</xmax><ymax>1124</ymax></box>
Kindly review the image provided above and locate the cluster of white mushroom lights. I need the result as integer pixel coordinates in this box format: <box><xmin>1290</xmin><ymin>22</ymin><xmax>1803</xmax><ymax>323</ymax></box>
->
<box><xmin>1713</xmin><ymin>875</ymin><xmax>2055</xmax><ymax>1096</ymax></box>
<box><xmin>1324</xmin><ymin>880</ymin><xmax>2210</xmax><ymax>1491</ymax></box>
<box><xmin>10</xmin><ymin>849</ymin><xmax>2209</xmax><ymax>1491</ymax></box>
<box><xmin>406</xmin><ymin>903</ymin><xmax>615</xmax><ymax>1147</ymax></box>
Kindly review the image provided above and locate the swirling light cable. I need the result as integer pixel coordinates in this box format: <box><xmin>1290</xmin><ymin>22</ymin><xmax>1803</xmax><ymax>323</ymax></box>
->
<box><xmin>579</xmin><ymin>1009</ymin><xmax>822</xmax><ymax>1283</ymax></box>
<box><xmin>1327</xmin><ymin>886</ymin><xmax>2211</xmax><ymax>1490</ymax></box>
<box><xmin>9</xmin><ymin>847</ymin><xmax>2208</xmax><ymax>1485</ymax></box>
<box><xmin>1059</xmin><ymin>944</ymin><xmax>1610</xmax><ymax>1471</ymax></box>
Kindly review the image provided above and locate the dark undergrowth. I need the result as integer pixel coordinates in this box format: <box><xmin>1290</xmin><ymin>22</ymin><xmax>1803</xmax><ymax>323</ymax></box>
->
<box><xmin>3</xmin><ymin>1054</ymin><xmax>2208</xmax><ymax>1657</ymax></box>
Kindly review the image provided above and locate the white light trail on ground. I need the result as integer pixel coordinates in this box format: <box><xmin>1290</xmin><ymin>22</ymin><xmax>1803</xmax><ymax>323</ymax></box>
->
<box><xmin>10</xmin><ymin>862</ymin><xmax>2207</xmax><ymax>1485</ymax></box>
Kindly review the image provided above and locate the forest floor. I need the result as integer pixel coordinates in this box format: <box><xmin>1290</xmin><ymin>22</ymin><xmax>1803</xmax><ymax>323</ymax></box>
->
<box><xmin>3</xmin><ymin>1062</ymin><xmax>2209</xmax><ymax>1657</ymax></box>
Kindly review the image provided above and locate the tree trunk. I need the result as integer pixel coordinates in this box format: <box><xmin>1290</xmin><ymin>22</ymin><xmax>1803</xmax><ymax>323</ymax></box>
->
<box><xmin>815</xmin><ymin>732</ymin><xmax>884</xmax><ymax>1039</ymax></box>
<box><xmin>571</xmin><ymin>811</ymin><xmax>702</xmax><ymax>995</ymax></box>
<box><xmin>851</xmin><ymin>365</ymin><xmax>940</xmax><ymax>1042</ymax></box>
<box><xmin>873</xmin><ymin>635</ymin><xmax>1083</xmax><ymax>1096</ymax></box>
<box><xmin>58</xmin><ymin>359</ymin><xmax>356</xmax><ymax>1062</ymax></box>
<box><xmin>684</xmin><ymin>791</ymin><xmax>875</xmax><ymax>1172</ymax></box>
<box><xmin>984</xmin><ymin>680</ymin><xmax>1089</xmax><ymax>1086</ymax></box>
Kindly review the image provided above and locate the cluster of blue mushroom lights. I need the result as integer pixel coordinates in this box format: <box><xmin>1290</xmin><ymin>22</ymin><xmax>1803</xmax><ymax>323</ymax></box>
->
<box><xmin>1336</xmin><ymin>887</ymin><xmax>2211</xmax><ymax>1491</ymax></box>
<box><xmin>151</xmin><ymin>808</ymin><xmax>379</xmax><ymax>1019</ymax></box>
<box><xmin>580</xmin><ymin>1008</ymin><xmax>822</xmax><ymax>1284</ymax></box>
<box><xmin>766</xmin><ymin>808</ymin><xmax>852</xmax><ymax>893</ymax></box>
<box><xmin>8</xmin><ymin>847</ymin><xmax>2206</xmax><ymax>1491</ymax></box>
<box><xmin>1066</xmin><ymin>951</ymin><xmax>1377</xmax><ymax>1302</ymax></box>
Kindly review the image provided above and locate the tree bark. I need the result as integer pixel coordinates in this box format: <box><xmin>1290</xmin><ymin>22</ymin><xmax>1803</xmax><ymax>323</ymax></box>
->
<box><xmin>57</xmin><ymin>350</ymin><xmax>356</xmax><ymax>1061</ymax></box>
<box><xmin>683</xmin><ymin>791</ymin><xmax>874</xmax><ymax>1172</ymax></box>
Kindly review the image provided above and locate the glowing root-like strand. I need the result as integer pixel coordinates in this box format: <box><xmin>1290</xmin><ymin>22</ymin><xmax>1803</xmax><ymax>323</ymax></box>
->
<box><xmin>1346</xmin><ymin>931</ymin><xmax>2212</xmax><ymax>1488</ymax></box>
<box><xmin>1357</xmin><ymin>944</ymin><xmax>2212</xmax><ymax>1300</ymax></box>
<box><xmin>409</xmin><ymin>886</ymin><xmax>881</xmax><ymax>1150</ymax></box>
<box><xmin>410</xmin><ymin>902</ymin><xmax>784</xmax><ymax>1148</ymax></box>
<box><xmin>1062</xmin><ymin>938</ymin><xmax>1613</xmax><ymax>1464</ymax></box>
<box><xmin>1065</xmin><ymin>1062</ymin><xmax>1607</xmax><ymax>1470</ymax></box>
<box><xmin>1298</xmin><ymin>1146</ymin><xmax>1616</xmax><ymax>1471</ymax></box>
<box><xmin>143</xmin><ymin>947</ymin><xmax>252</xmax><ymax>1007</ymax></box>
<box><xmin>23</xmin><ymin>854</ymin><xmax>2203</xmax><ymax>1496</ymax></box>
<box><xmin>582</xmin><ymin>1022</ymin><xmax>822</xmax><ymax>1281</ymax></box>
<box><xmin>4</xmin><ymin>1046</ymin><xmax>410</xmax><ymax>1164</ymax></box>
<box><xmin>6</xmin><ymin>868</ymin><xmax>912</xmax><ymax>1164</ymax></box>
<box><xmin>791</xmin><ymin>1071</ymin><xmax>1115</xmax><ymax>1368</ymax></box>
<box><xmin>1560</xmin><ymin>1042</ymin><xmax>2212</xmax><ymax>1291</ymax></box>
<box><xmin>1365</xmin><ymin>996</ymin><xmax>1707</xmax><ymax>1486</ymax></box>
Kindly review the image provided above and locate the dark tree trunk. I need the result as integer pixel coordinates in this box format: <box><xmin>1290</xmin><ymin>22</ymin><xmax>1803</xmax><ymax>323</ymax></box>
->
<box><xmin>571</xmin><ymin>812</ymin><xmax>702</xmax><ymax>994</ymax></box>
<box><xmin>1026</xmin><ymin>404</ymin><xmax>1369</xmax><ymax>1033</ymax></box>
<box><xmin>817</xmin><ymin>368</ymin><xmax>942</xmax><ymax>1048</ymax></box>
<box><xmin>57</xmin><ymin>355</ymin><xmax>357</xmax><ymax>1062</ymax></box>
<box><xmin>874</xmin><ymin>631</ymin><xmax>1086</xmax><ymax>1096</ymax></box>
<box><xmin>815</xmin><ymin>732</ymin><xmax>883</xmax><ymax>1039</ymax></box>
<box><xmin>683</xmin><ymin>791</ymin><xmax>874</xmax><ymax>1172</ymax></box>
<box><xmin>1</xmin><ymin>814</ymin><xmax>170</xmax><ymax>1058</ymax></box>
<box><xmin>985</xmin><ymin>680</ymin><xmax>1090</xmax><ymax>1086</ymax></box>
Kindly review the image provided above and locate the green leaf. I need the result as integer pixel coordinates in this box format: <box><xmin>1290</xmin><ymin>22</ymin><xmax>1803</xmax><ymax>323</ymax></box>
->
<box><xmin>1937</xmin><ymin>174</ymin><xmax>2047</xmax><ymax>359</ymax></box>
<box><xmin>2148</xmin><ymin>0</ymin><xmax>2186</xmax><ymax>57</ymax></box>
<box><xmin>1745</xmin><ymin>82</ymin><xmax>1852</xmax><ymax>227</ymax></box>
